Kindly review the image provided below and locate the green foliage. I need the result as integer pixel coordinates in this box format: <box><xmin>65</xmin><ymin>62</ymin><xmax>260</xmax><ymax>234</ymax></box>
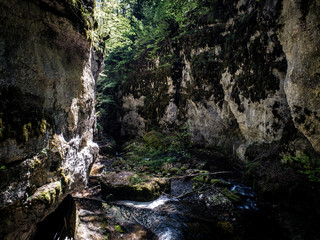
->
<box><xmin>93</xmin><ymin>0</ymin><xmax>136</xmax><ymax>48</ymax></box>
<box><xmin>96</xmin><ymin>0</ymin><xmax>219</xmax><ymax>136</ymax></box>
<box><xmin>41</xmin><ymin>148</ymin><xmax>47</xmax><ymax>155</ymax></box>
<box><xmin>169</xmin><ymin>123</ymin><xmax>192</xmax><ymax>150</ymax></box>
<box><xmin>132</xmin><ymin>0</ymin><xmax>207</xmax><ymax>58</ymax></box>
<box><xmin>95</xmin><ymin>0</ymin><xmax>138</xmax><ymax>136</ymax></box>
<box><xmin>96</xmin><ymin>0</ymin><xmax>213</xmax><ymax>76</ymax></box>
<box><xmin>221</xmin><ymin>188</ymin><xmax>241</xmax><ymax>202</ymax></box>
<box><xmin>0</xmin><ymin>165</ymin><xmax>6</xmax><ymax>170</ymax></box>
<box><xmin>123</xmin><ymin>128</ymin><xmax>191</xmax><ymax>171</ymax></box>
<box><xmin>129</xmin><ymin>175</ymin><xmax>145</xmax><ymax>184</ymax></box>
<box><xmin>114</xmin><ymin>224</ymin><xmax>125</xmax><ymax>233</ymax></box>
<box><xmin>282</xmin><ymin>153</ymin><xmax>320</xmax><ymax>182</ymax></box>
<box><xmin>104</xmin><ymin>233</ymin><xmax>110</xmax><ymax>240</ymax></box>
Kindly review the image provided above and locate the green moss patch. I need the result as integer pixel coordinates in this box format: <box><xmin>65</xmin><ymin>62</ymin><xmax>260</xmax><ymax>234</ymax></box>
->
<box><xmin>100</xmin><ymin>171</ymin><xmax>169</xmax><ymax>201</ymax></box>
<box><xmin>29</xmin><ymin>181</ymin><xmax>62</xmax><ymax>206</ymax></box>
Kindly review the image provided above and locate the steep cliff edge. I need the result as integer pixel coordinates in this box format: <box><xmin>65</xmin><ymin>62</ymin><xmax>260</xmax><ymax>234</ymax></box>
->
<box><xmin>0</xmin><ymin>0</ymin><xmax>99</xmax><ymax>239</ymax></box>
<box><xmin>107</xmin><ymin>0</ymin><xmax>319</xmax><ymax>159</ymax></box>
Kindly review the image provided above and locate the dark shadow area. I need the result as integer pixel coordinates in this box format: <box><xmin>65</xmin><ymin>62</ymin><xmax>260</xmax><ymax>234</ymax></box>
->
<box><xmin>33</xmin><ymin>195</ymin><xmax>76</xmax><ymax>240</ymax></box>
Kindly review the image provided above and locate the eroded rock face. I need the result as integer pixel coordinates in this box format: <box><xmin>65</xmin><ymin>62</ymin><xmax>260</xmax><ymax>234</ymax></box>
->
<box><xmin>279</xmin><ymin>0</ymin><xmax>320</xmax><ymax>152</ymax></box>
<box><xmin>118</xmin><ymin>0</ymin><xmax>320</xmax><ymax>156</ymax></box>
<box><xmin>0</xmin><ymin>0</ymin><xmax>98</xmax><ymax>239</ymax></box>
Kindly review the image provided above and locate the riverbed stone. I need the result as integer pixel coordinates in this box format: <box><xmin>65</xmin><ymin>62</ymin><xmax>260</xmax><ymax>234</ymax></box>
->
<box><xmin>100</xmin><ymin>171</ymin><xmax>169</xmax><ymax>201</ymax></box>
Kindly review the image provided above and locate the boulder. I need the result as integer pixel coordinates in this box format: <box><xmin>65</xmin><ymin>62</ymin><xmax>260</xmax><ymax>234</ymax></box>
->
<box><xmin>101</xmin><ymin>171</ymin><xmax>169</xmax><ymax>201</ymax></box>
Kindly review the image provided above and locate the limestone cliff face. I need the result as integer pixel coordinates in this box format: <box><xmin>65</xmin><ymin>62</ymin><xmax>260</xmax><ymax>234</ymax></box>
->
<box><xmin>279</xmin><ymin>0</ymin><xmax>320</xmax><ymax>152</ymax></box>
<box><xmin>118</xmin><ymin>0</ymin><xmax>320</xmax><ymax>157</ymax></box>
<box><xmin>0</xmin><ymin>0</ymin><xmax>98</xmax><ymax>239</ymax></box>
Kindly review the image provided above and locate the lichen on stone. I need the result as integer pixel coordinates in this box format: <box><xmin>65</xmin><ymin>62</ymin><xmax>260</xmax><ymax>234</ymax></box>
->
<box><xmin>59</xmin><ymin>168</ymin><xmax>72</xmax><ymax>187</ymax></box>
<box><xmin>22</xmin><ymin>122</ymin><xmax>32</xmax><ymax>142</ymax></box>
<box><xmin>48</xmin><ymin>134</ymin><xmax>65</xmax><ymax>159</ymax></box>
<box><xmin>29</xmin><ymin>181</ymin><xmax>62</xmax><ymax>206</ymax></box>
<box><xmin>39</xmin><ymin>119</ymin><xmax>47</xmax><ymax>134</ymax></box>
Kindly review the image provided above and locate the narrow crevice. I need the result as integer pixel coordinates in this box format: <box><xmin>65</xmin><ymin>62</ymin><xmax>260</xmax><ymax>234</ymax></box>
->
<box><xmin>33</xmin><ymin>195</ymin><xmax>76</xmax><ymax>240</ymax></box>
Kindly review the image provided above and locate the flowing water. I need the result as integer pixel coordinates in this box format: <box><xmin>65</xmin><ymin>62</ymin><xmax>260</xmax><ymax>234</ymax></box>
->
<box><xmin>108</xmin><ymin>195</ymin><xmax>189</xmax><ymax>240</ymax></box>
<box><xmin>35</xmin><ymin>178</ymin><xmax>287</xmax><ymax>240</ymax></box>
<box><xmin>100</xmin><ymin>180</ymin><xmax>285</xmax><ymax>240</ymax></box>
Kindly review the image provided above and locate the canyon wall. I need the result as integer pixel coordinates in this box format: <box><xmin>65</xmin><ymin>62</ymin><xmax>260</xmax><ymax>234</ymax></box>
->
<box><xmin>118</xmin><ymin>0</ymin><xmax>320</xmax><ymax>158</ymax></box>
<box><xmin>0</xmin><ymin>0</ymin><xmax>99</xmax><ymax>239</ymax></box>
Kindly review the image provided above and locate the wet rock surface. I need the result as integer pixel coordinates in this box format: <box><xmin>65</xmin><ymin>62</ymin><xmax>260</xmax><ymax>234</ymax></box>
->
<box><xmin>72</xmin><ymin>156</ymin><xmax>159</xmax><ymax>240</ymax></box>
<box><xmin>100</xmin><ymin>171</ymin><xmax>170</xmax><ymax>202</ymax></box>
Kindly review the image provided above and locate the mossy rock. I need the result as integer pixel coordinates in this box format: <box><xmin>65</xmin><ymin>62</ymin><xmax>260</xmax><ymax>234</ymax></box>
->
<box><xmin>169</xmin><ymin>167</ymin><xmax>179</xmax><ymax>174</ymax></box>
<box><xmin>192</xmin><ymin>174</ymin><xmax>211</xmax><ymax>184</ymax></box>
<box><xmin>210</xmin><ymin>179</ymin><xmax>230</xmax><ymax>187</ymax></box>
<box><xmin>220</xmin><ymin>188</ymin><xmax>241</xmax><ymax>202</ymax></box>
<box><xmin>28</xmin><ymin>181</ymin><xmax>62</xmax><ymax>206</ymax></box>
<box><xmin>100</xmin><ymin>171</ymin><xmax>170</xmax><ymax>201</ymax></box>
<box><xmin>143</xmin><ymin>131</ymin><xmax>165</xmax><ymax>149</ymax></box>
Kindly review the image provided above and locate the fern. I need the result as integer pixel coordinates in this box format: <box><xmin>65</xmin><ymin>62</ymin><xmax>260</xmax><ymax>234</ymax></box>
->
<box><xmin>283</xmin><ymin>153</ymin><xmax>320</xmax><ymax>182</ymax></box>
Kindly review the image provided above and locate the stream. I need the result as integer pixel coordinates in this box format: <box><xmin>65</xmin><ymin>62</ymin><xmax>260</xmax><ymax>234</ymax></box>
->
<box><xmin>101</xmin><ymin>180</ymin><xmax>280</xmax><ymax>240</ymax></box>
<box><xmin>34</xmin><ymin>176</ymin><xmax>288</xmax><ymax>240</ymax></box>
<box><xmin>31</xmin><ymin>146</ymin><xmax>290</xmax><ymax>240</ymax></box>
<box><xmin>107</xmin><ymin>195</ymin><xmax>187</xmax><ymax>240</ymax></box>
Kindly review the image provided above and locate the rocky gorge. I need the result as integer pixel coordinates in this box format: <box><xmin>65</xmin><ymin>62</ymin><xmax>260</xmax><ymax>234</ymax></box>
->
<box><xmin>0</xmin><ymin>0</ymin><xmax>319</xmax><ymax>239</ymax></box>
<box><xmin>114</xmin><ymin>0</ymin><xmax>320</xmax><ymax>158</ymax></box>
<box><xmin>98</xmin><ymin>0</ymin><xmax>320</xmax><ymax>199</ymax></box>
<box><xmin>98</xmin><ymin>0</ymin><xmax>320</xmax><ymax>238</ymax></box>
